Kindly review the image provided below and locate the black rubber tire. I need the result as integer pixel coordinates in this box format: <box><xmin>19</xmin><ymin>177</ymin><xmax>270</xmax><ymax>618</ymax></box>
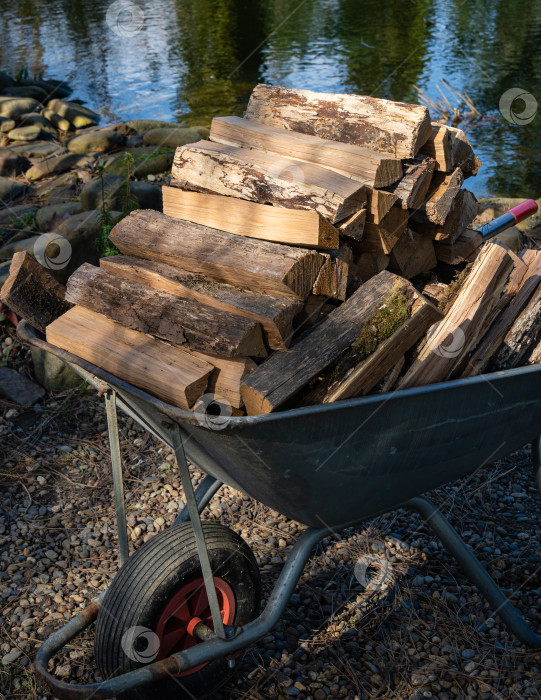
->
<box><xmin>94</xmin><ymin>522</ymin><xmax>261</xmax><ymax>700</ymax></box>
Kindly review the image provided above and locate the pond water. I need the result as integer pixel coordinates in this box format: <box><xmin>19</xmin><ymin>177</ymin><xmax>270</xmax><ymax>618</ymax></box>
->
<box><xmin>1</xmin><ymin>0</ymin><xmax>540</xmax><ymax>198</ymax></box>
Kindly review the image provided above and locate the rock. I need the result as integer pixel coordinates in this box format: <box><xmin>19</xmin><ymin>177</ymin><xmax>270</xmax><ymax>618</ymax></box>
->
<box><xmin>30</xmin><ymin>347</ymin><xmax>82</xmax><ymax>391</ymax></box>
<box><xmin>18</xmin><ymin>78</ymin><xmax>71</xmax><ymax>99</ymax></box>
<box><xmin>0</xmin><ymin>116</ymin><xmax>16</xmax><ymax>133</ymax></box>
<box><xmin>34</xmin><ymin>171</ymin><xmax>79</xmax><ymax>204</ymax></box>
<box><xmin>81</xmin><ymin>174</ymin><xmax>162</xmax><ymax>211</ymax></box>
<box><xmin>0</xmin><ymin>177</ymin><xmax>28</xmax><ymax>205</ymax></box>
<box><xmin>0</xmin><ymin>155</ymin><xmax>31</xmax><ymax>177</ymax></box>
<box><xmin>0</xmin><ymin>98</ymin><xmax>41</xmax><ymax>120</ymax></box>
<box><xmin>0</xmin><ymin>71</ymin><xmax>14</xmax><ymax>91</ymax></box>
<box><xmin>0</xmin><ymin>367</ymin><xmax>46</xmax><ymax>406</ymax></box>
<box><xmin>3</xmin><ymin>85</ymin><xmax>49</xmax><ymax>102</ymax></box>
<box><xmin>18</xmin><ymin>113</ymin><xmax>57</xmax><ymax>134</ymax></box>
<box><xmin>67</xmin><ymin>129</ymin><xmax>126</xmax><ymax>155</ymax></box>
<box><xmin>7</xmin><ymin>125</ymin><xmax>43</xmax><ymax>142</ymax></box>
<box><xmin>47</xmin><ymin>99</ymin><xmax>100</xmax><ymax>128</ymax></box>
<box><xmin>142</xmin><ymin>126</ymin><xmax>208</xmax><ymax>149</ymax></box>
<box><xmin>26</xmin><ymin>153</ymin><xmax>88</xmax><ymax>182</ymax></box>
<box><xmin>42</xmin><ymin>108</ymin><xmax>72</xmax><ymax>133</ymax></box>
<box><xmin>102</xmin><ymin>147</ymin><xmax>174</xmax><ymax>177</ymax></box>
<box><xmin>35</xmin><ymin>202</ymin><xmax>83</xmax><ymax>232</ymax></box>
<box><xmin>0</xmin><ymin>236</ymin><xmax>39</xmax><ymax>260</ymax></box>
<box><xmin>8</xmin><ymin>140</ymin><xmax>63</xmax><ymax>159</ymax></box>
<box><xmin>461</xmin><ymin>649</ymin><xmax>476</xmax><ymax>659</ymax></box>
<box><xmin>114</xmin><ymin>119</ymin><xmax>186</xmax><ymax>136</ymax></box>
<box><xmin>0</xmin><ymin>204</ymin><xmax>39</xmax><ymax>227</ymax></box>
<box><xmin>47</xmin><ymin>209</ymin><xmax>122</xmax><ymax>282</ymax></box>
<box><xmin>1</xmin><ymin>650</ymin><xmax>22</xmax><ymax>665</ymax></box>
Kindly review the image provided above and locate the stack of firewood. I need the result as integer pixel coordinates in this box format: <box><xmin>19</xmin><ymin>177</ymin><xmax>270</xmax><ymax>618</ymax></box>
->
<box><xmin>2</xmin><ymin>85</ymin><xmax>541</xmax><ymax>417</ymax></box>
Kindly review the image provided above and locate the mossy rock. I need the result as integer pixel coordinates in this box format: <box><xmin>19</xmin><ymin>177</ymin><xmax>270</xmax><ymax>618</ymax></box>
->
<box><xmin>26</xmin><ymin>153</ymin><xmax>88</xmax><ymax>182</ymax></box>
<box><xmin>0</xmin><ymin>116</ymin><xmax>16</xmax><ymax>133</ymax></box>
<box><xmin>102</xmin><ymin>147</ymin><xmax>174</xmax><ymax>177</ymax></box>
<box><xmin>67</xmin><ymin>129</ymin><xmax>126</xmax><ymax>154</ymax></box>
<box><xmin>8</xmin><ymin>140</ymin><xmax>63</xmax><ymax>159</ymax></box>
<box><xmin>35</xmin><ymin>201</ymin><xmax>83</xmax><ymax>232</ymax></box>
<box><xmin>114</xmin><ymin>119</ymin><xmax>187</xmax><ymax>136</ymax></box>
<box><xmin>34</xmin><ymin>171</ymin><xmax>79</xmax><ymax>204</ymax></box>
<box><xmin>7</xmin><ymin>125</ymin><xmax>43</xmax><ymax>142</ymax></box>
<box><xmin>48</xmin><ymin>99</ymin><xmax>100</xmax><ymax>128</ymax></box>
<box><xmin>18</xmin><ymin>112</ymin><xmax>57</xmax><ymax>135</ymax></box>
<box><xmin>142</xmin><ymin>127</ymin><xmax>209</xmax><ymax>148</ymax></box>
<box><xmin>3</xmin><ymin>85</ymin><xmax>50</xmax><ymax>102</ymax></box>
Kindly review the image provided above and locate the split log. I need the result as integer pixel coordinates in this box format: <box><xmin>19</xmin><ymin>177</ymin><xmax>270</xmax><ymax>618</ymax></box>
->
<box><xmin>413</xmin><ymin>168</ymin><xmax>464</xmax><ymax>226</ymax></box>
<box><xmin>420</xmin><ymin>282</ymin><xmax>449</xmax><ymax>306</ymax></box>
<box><xmin>109</xmin><ymin>210</ymin><xmax>325</xmax><ymax>299</ymax></box>
<box><xmin>399</xmin><ymin>240</ymin><xmax>515</xmax><ymax>388</ymax></box>
<box><xmin>321</xmin><ymin>290</ymin><xmax>442</xmax><ymax>402</ymax></box>
<box><xmin>244</xmin><ymin>84</ymin><xmax>432</xmax><ymax>158</ymax></box>
<box><xmin>365</xmin><ymin>188</ymin><xmax>398</xmax><ymax>223</ymax></box>
<box><xmin>388</xmin><ymin>228</ymin><xmax>437</xmax><ymax>279</ymax></box>
<box><xmin>210</xmin><ymin>116</ymin><xmax>403</xmax><ymax>187</ymax></box>
<box><xmin>338</xmin><ymin>209</ymin><xmax>366</xmax><ymax>242</ymax></box>
<box><xmin>446</xmin><ymin>125</ymin><xmax>482</xmax><ymax>177</ymax></box>
<box><xmin>434</xmin><ymin>228</ymin><xmax>483</xmax><ymax>264</ymax></box>
<box><xmin>421</xmin><ymin>123</ymin><xmax>481</xmax><ymax>177</ymax></box>
<box><xmin>311</xmin><ymin>253</ymin><xmax>348</xmax><ymax>300</ymax></box>
<box><xmin>384</xmin><ymin>155</ymin><xmax>435</xmax><ymax>210</ymax></box>
<box><xmin>171</xmin><ymin>141</ymin><xmax>366</xmax><ymax>224</ymax></box>
<box><xmin>100</xmin><ymin>256</ymin><xmax>303</xmax><ymax>350</ymax></box>
<box><xmin>162</xmin><ymin>187</ymin><xmax>339</xmax><ymax>249</ymax></box>
<box><xmin>460</xmin><ymin>249</ymin><xmax>541</xmax><ymax>377</ymax></box>
<box><xmin>188</xmin><ymin>351</ymin><xmax>256</xmax><ymax>409</ymax></box>
<box><xmin>420</xmin><ymin>124</ymin><xmax>453</xmax><ymax>171</ymax></box>
<box><xmin>46</xmin><ymin>306</ymin><xmax>213</xmax><ymax>410</ymax></box>
<box><xmin>0</xmin><ymin>251</ymin><xmax>71</xmax><ymax>333</ymax></box>
<box><xmin>241</xmin><ymin>271</ymin><xmax>420</xmax><ymax>414</ymax></box>
<box><xmin>411</xmin><ymin>189</ymin><xmax>478</xmax><ymax>243</ymax></box>
<box><xmin>292</xmin><ymin>295</ymin><xmax>334</xmax><ymax>335</ymax></box>
<box><xmin>359</xmin><ymin>206</ymin><xmax>409</xmax><ymax>254</ymax></box>
<box><xmin>65</xmin><ymin>264</ymin><xmax>267</xmax><ymax>358</ymax></box>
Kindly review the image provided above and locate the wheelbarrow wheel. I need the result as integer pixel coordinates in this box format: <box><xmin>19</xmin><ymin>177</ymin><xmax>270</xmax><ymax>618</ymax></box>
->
<box><xmin>94</xmin><ymin>522</ymin><xmax>261</xmax><ymax>699</ymax></box>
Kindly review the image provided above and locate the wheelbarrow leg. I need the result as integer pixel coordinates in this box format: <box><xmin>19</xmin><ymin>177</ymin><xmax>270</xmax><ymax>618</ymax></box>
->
<box><xmin>105</xmin><ymin>389</ymin><xmax>129</xmax><ymax>567</ymax></box>
<box><xmin>174</xmin><ymin>474</ymin><xmax>223</xmax><ymax>525</ymax></box>
<box><xmin>405</xmin><ymin>496</ymin><xmax>541</xmax><ymax>648</ymax></box>
<box><xmin>531</xmin><ymin>435</ymin><xmax>541</xmax><ymax>497</ymax></box>
<box><xmin>169</xmin><ymin>422</ymin><xmax>227</xmax><ymax>639</ymax></box>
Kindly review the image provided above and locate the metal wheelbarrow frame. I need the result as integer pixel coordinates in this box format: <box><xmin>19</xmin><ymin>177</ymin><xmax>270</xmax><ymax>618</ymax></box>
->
<box><xmin>17</xmin><ymin>321</ymin><xmax>541</xmax><ymax>700</ymax></box>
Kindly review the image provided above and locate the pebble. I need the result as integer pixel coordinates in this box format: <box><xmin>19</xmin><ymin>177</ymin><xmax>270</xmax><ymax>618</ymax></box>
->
<box><xmin>2</xmin><ymin>650</ymin><xmax>22</xmax><ymax>664</ymax></box>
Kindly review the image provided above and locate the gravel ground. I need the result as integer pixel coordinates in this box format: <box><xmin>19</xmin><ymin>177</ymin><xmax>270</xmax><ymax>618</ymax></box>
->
<box><xmin>1</xmin><ymin>322</ymin><xmax>541</xmax><ymax>700</ymax></box>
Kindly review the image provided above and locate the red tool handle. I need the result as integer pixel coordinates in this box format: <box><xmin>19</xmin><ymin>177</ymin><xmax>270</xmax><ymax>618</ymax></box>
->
<box><xmin>509</xmin><ymin>199</ymin><xmax>538</xmax><ymax>224</ymax></box>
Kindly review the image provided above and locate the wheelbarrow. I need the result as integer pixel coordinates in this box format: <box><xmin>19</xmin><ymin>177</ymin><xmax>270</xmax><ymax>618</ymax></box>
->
<box><xmin>17</xmin><ymin>320</ymin><xmax>541</xmax><ymax>700</ymax></box>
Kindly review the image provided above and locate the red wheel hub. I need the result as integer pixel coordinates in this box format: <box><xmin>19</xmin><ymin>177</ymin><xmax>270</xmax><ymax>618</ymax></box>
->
<box><xmin>154</xmin><ymin>577</ymin><xmax>235</xmax><ymax>676</ymax></box>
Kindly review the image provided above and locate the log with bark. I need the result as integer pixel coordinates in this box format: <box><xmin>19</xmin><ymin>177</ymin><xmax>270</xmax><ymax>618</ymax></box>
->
<box><xmin>100</xmin><ymin>256</ymin><xmax>303</xmax><ymax>350</ymax></box>
<box><xmin>65</xmin><ymin>264</ymin><xmax>267</xmax><ymax>358</ymax></box>
<box><xmin>162</xmin><ymin>187</ymin><xmax>339</xmax><ymax>249</ymax></box>
<box><xmin>171</xmin><ymin>141</ymin><xmax>367</xmax><ymax>224</ymax></box>
<box><xmin>460</xmin><ymin>249</ymin><xmax>541</xmax><ymax>377</ymax></box>
<box><xmin>420</xmin><ymin>123</ymin><xmax>481</xmax><ymax>177</ymax></box>
<box><xmin>0</xmin><ymin>251</ymin><xmax>72</xmax><ymax>333</ymax></box>
<box><xmin>244</xmin><ymin>84</ymin><xmax>432</xmax><ymax>158</ymax></box>
<box><xmin>240</xmin><ymin>271</ymin><xmax>431</xmax><ymax>414</ymax></box>
<box><xmin>384</xmin><ymin>155</ymin><xmax>435</xmax><ymax>210</ymax></box>
<box><xmin>47</xmin><ymin>306</ymin><xmax>214</xmax><ymax>410</ymax></box>
<box><xmin>412</xmin><ymin>168</ymin><xmax>464</xmax><ymax>226</ymax></box>
<box><xmin>109</xmin><ymin>210</ymin><xmax>325</xmax><ymax>299</ymax></box>
<box><xmin>399</xmin><ymin>240</ymin><xmax>515</xmax><ymax>388</ymax></box>
<box><xmin>209</xmin><ymin>116</ymin><xmax>403</xmax><ymax>187</ymax></box>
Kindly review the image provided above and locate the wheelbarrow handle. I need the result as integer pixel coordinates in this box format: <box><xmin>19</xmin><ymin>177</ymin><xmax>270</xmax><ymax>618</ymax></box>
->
<box><xmin>478</xmin><ymin>198</ymin><xmax>538</xmax><ymax>240</ymax></box>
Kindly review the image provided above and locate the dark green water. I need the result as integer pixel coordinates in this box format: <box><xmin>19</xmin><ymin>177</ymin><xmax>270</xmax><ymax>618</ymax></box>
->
<box><xmin>1</xmin><ymin>0</ymin><xmax>540</xmax><ymax>198</ymax></box>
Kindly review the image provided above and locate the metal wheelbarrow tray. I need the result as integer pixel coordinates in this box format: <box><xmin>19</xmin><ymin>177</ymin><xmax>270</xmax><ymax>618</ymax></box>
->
<box><xmin>18</xmin><ymin>320</ymin><xmax>541</xmax><ymax>699</ymax></box>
